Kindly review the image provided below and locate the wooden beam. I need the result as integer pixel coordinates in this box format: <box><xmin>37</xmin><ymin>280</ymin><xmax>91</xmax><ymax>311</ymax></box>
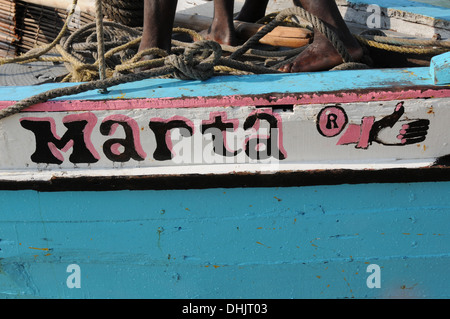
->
<box><xmin>174</xmin><ymin>13</ymin><xmax>313</xmax><ymax>48</ymax></box>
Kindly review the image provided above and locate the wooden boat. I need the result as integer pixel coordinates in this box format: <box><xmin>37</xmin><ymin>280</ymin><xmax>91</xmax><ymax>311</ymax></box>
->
<box><xmin>0</xmin><ymin>0</ymin><xmax>449</xmax><ymax>299</ymax></box>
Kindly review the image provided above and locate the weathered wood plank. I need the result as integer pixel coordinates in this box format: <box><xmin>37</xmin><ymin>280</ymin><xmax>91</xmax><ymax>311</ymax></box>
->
<box><xmin>0</xmin><ymin>67</ymin><xmax>437</xmax><ymax>101</ymax></box>
<box><xmin>430</xmin><ymin>52</ymin><xmax>450</xmax><ymax>85</ymax></box>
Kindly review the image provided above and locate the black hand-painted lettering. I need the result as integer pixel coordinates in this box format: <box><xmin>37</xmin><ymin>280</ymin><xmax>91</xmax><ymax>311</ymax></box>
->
<box><xmin>100</xmin><ymin>120</ymin><xmax>145</xmax><ymax>162</ymax></box>
<box><xmin>21</xmin><ymin>119</ymin><xmax>98</xmax><ymax>164</ymax></box>
<box><xmin>201</xmin><ymin>115</ymin><xmax>240</xmax><ymax>157</ymax></box>
<box><xmin>243</xmin><ymin>112</ymin><xmax>286</xmax><ymax>160</ymax></box>
<box><xmin>149</xmin><ymin>119</ymin><xmax>193</xmax><ymax>161</ymax></box>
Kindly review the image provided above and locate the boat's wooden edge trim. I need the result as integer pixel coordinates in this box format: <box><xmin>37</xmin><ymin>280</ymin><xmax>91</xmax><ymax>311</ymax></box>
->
<box><xmin>0</xmin><ymin>67</ymin><xmax>438</xmax><ymax>103</ymax></box>
<box><xmin>431</xmin><ymin>52</ymin><xmax>450</xmax><ymax>85</ymax></box>
<box><xmin>1</xmin><ymin>85</ymin><xmax>448</xmax><ymax>113</ymax></box>
<box><xmin>1</xmin><ymin>165</ymin><xmax>449</xmax><ymax>191</ymax></box>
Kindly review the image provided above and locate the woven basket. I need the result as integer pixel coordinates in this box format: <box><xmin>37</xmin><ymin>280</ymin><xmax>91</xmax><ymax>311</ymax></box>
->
<box><xmin>102</xmin><ymin>0</ymin><xmax>144</xmax><ymax>27</ymax></box>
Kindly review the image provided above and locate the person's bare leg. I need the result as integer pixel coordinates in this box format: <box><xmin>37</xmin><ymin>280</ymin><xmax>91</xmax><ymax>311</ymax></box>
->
<box><xmin>234</xmin><ymin>0</ymin><xmax>270</xmax><ymax>23</ymax></box>
<box><xmin>139</xmin><ymin>0</ymin><xmax>178</xmax><ymax>54</ymax></box>
<box><xmin>201</xmin><ymin>0</ymin><xmax>237</xmax><ymax>45</ymax></box>
<box><xmin>279</xmin><ymin>0</ymin><xmax>363</xmax><ymax>72</ymax></box>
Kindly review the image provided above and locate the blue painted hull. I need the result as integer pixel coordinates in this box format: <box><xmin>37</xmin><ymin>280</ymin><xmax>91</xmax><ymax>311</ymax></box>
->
<box><xmin>1</xmin><ymin>181</ymin><xmax>448</xmax><ymax>299</ymax></box>
<box><xmin>0</xmin><ymin>39</ymin><xmax>448</xmax><ymax>300</ymax></box>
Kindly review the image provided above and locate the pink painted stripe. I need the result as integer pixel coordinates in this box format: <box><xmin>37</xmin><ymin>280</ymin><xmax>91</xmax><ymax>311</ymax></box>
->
<box><xmin>0</xmin><ymin>88</ymin><xmax>449</xmax><ymax>112</ymax></box>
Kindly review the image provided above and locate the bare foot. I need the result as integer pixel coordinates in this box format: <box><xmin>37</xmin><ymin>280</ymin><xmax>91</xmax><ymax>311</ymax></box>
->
<box><xmin>279</xmin><ymin>30</ymin><xmax>363</xmax><ymax>73</ymax></box>
<box><xmin>199</xmin><ymin>26</ymin><xmax>238</xmax><ymax>46</ymax></box>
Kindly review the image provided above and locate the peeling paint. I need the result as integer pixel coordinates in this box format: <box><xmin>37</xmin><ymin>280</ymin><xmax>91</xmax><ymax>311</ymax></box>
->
<box><xmin>28</xmin><ymin>247</ymin><xmax>50</xmax><ymax>251</ymax></box>
<box><xmin>256</xmin><ymin>241</ymin><xmax>271</xmax><ymax>248</ymax></box>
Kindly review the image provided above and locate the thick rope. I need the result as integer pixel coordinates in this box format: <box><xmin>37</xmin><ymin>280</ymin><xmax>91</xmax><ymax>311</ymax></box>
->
<box><xmin>363</xmin><ymin>34</ymin><xmax>450</xmax><ymax>48</ymax></box>
<box><xmin>57</xmin><ymin>22</ymin><xmax>287</xmax><ymax>79</ymax></box>
<box><xmin>0</xmin><ymin>40</ymin><xmax>222</xmax><ymax>120</ymax></box>
<box><xmin>355</xmin><ymin>35</ymin><xmax>449</xmax><ymax>55</ymax></box>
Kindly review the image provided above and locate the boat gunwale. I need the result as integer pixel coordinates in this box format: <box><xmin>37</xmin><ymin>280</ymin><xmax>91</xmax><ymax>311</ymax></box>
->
<box><xmin>0</xmin><ymin>66</ymin><xmax>448</xmax><ymax>111</ymax></box>
<box><xmin>0</xmin><ymin>165</ymin><xmax>450</xmax><ymax>191</ymax></box>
